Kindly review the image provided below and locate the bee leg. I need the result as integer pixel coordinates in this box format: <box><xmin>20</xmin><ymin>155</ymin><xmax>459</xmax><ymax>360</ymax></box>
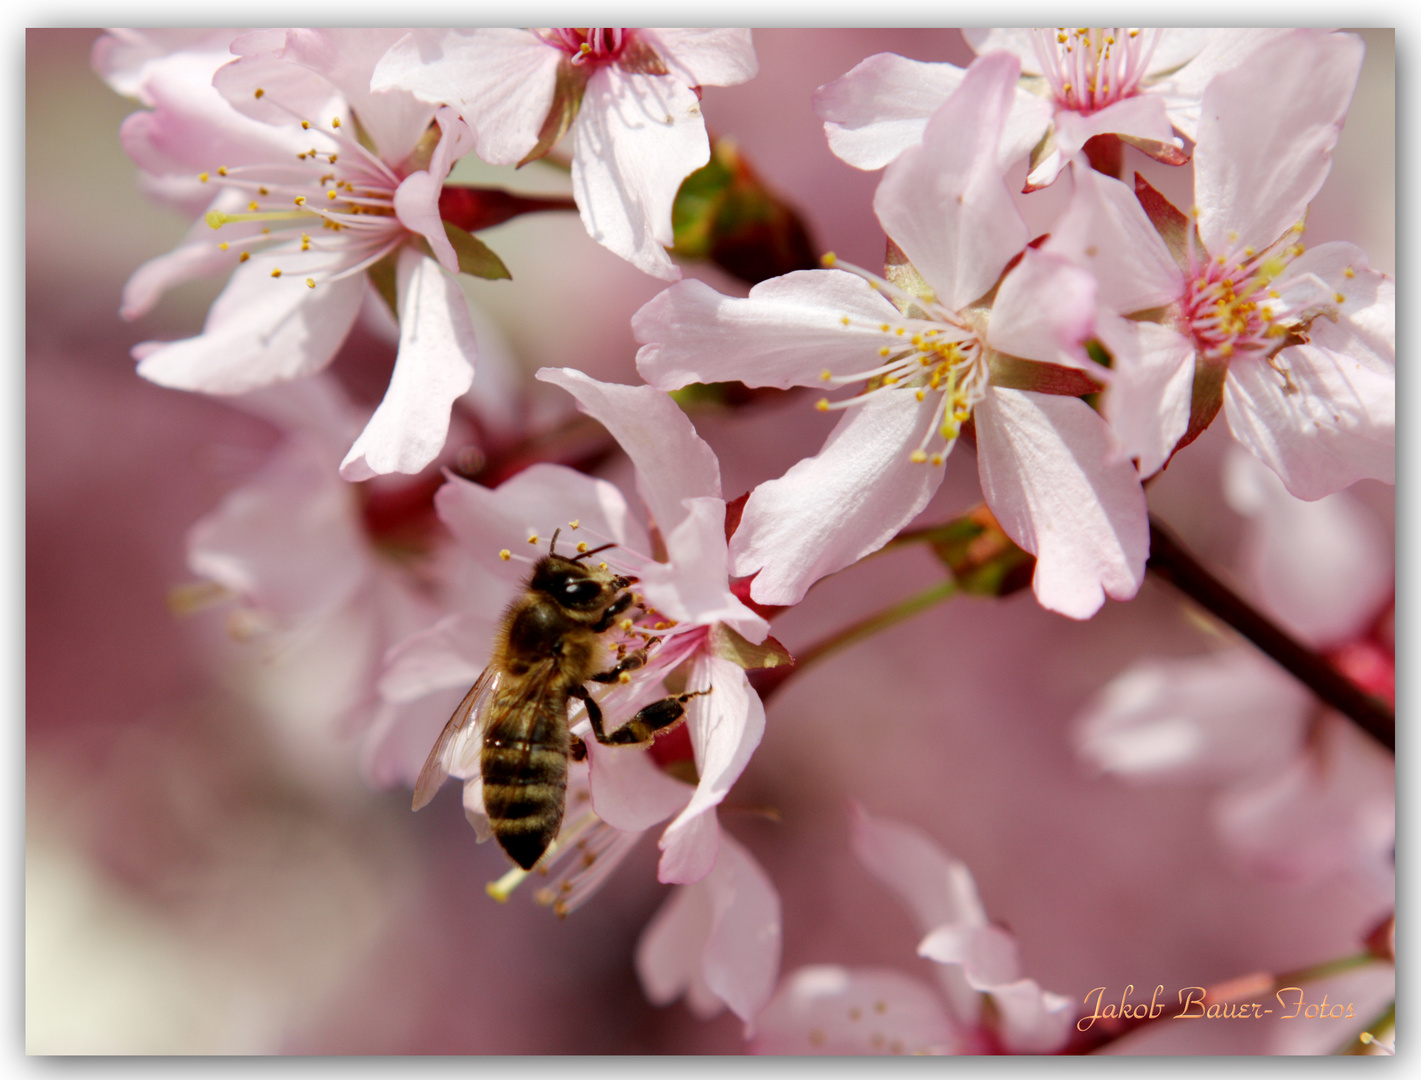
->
<box><xmin>569</xmin><ymin>734</ymin><xmax>587</xmax><ymax>763</ymax></box>
<box><xmin>591</xmin><ymin>689</ymin><xmax>712</xmax><ymax>747</ymax></box>
<box><xmin>591</xmin><ymin>592</ymin><xmax>637</xmax><ymax>633</ymax></box>
<box><xmin>590</xmin><ymin>650</ymin><xmax>648</xmax><ymax>684</ymax></box>
<box><xmin>567</xmin><ymin>683</ymin><xmax>606</xmax><ymax>740</ymax></box>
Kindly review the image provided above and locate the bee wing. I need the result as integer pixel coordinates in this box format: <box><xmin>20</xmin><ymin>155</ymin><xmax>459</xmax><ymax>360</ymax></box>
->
<box><xmin>412</xmin><ymin>666</ymin><xmax>502</xmax><ymax>811</ymax></box>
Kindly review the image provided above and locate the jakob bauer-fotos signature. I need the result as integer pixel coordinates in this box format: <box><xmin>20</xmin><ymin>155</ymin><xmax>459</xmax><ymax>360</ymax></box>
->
<box><xmin>1077</xmin><ymin>985</ymin><xmax>1360</xmax><ymax>1032</ymax></box>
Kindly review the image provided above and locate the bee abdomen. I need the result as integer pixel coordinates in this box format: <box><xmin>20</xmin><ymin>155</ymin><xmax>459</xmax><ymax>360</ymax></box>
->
<box><xmin>481</xmin><ymin>736</ymin><xmax>569</xmax><ymax>871</ymax></box>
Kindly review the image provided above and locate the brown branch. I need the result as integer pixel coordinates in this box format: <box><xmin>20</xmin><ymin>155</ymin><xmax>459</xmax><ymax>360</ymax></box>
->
<box><xmin>1146</xmin><ymin>516</ymin><xmax>1394</xmax><ymax>754</ymax></box>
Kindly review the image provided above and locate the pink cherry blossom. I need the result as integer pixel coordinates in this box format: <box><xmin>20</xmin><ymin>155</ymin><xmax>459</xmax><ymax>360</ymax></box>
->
<box><xmin>815</xmin><ymin>28</ymin><xmax>1290</xmax><ymax>188</ymax></box>
<box><xmin>372</xmin><ymin>28</ymin><xmax>758</xmax><ymax>280</ymax></box>
<box><xmin>104</xmin><ymin>29</ymin><xmax>483</xmax><ymax>482</ymax></box>
<box><xmin>636</xmin><ymin>53</ymin><xmax>1147</xmax><ymax>619</ymax></box>
<box><xmin>1045</xmin><ymin>30</ymin><xmax>1392</xmax><ymax>498</ymax></box>
<box><xmin>753</xmin><ymin>806</ymin><xmax>1073</xmax><ymax>1055</ymax></box>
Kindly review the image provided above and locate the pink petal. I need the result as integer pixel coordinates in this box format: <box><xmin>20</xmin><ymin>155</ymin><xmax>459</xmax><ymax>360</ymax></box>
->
<box><xmin>1044</xmin><ymin>164</ymin><xmax>1184</xmax><ymax>316</ymax></box>
<box><xmin>638</xmin><ymin>498</ymin><xmax>769</xmax><ymax>641</ymax></box>
<box><xmin>634</xmin><ymin>270</ymin><xmax>906</xmax><ymax>392</ymax></box>
<box><xmin>372</xmin><ymin>29</ymin><xmax>560</xmax><ymax>167</ymax></box>
<box><xmin>659</xmin><ymin>655</ymin><xmax>764</xmax><ymax>884</ymax></box>
<box><xmin>1074</xmin><ymin>650</ymin><xmax>1310</xmax><ymax>782</ymax></box>
<box><xmin>1029</xmin><ymin>95</ymin><xmax>1179</xmax><ymax>189</ymax></box>
<box><xmin>1152</xmin><ymin>30</ymin><xmax>1297</xmax><ymax>143</ymax></box>
<box><xmin>986</xmin><ymin>248</ymin><xmax>1097</xmax><ymax>371</ymax></box>
<box><xmin>642</xmin><ymin>29</ymin><xmax>758</xmax><ymax>87</ymax></box>
<box><xmin>987</xmin><ymin>980</ymin><xmax>1076</xmax><ymax>1054</ymax></box>
<box><xmin>584</xmin><ymin>740</ymin><xmax>692</xmax><ymax>832</ymax></box>
<box><xmin>339</xmin><ymin>250</ymin><xmax>477</xmax><ymax>480</ymax></box>
<box><xmin>729</xmin><ymin>389</ymin><xmax>946</xmax><ymax>606</ymax></box>
<box><xmin>917</xmin><ymin>924</ymin><xmax>1020</xmax><ymax>988</ymax></box>
<box><xmin>1223</xmin><ymin>321</ymin><xmax>1394</xmax><ymax>501</ymax></box>
<box><xmin>974</xmin><ymin>388</ymin><xmax>1148</xmax><ymax>619</ymax></box>
<box><xmin>570</xmin><ymin>66</ymin><xmax>709</xmax><ymax>279</ymax></box>
<box><xmin>751</xmin><ymin>965</ymin><xmax>959</xmax><ymax>1055</ymax></box>
<box><xmin>393</xmin><ymin>108</ymin><xmax>475</xmax><ymax>274</ymax></box>
<box><xmin>1092</xmin><ymin>314</ymin><xmax>1195</xmax><ymax>476</ymax></box>
<box><xmin>874</xmin><ymin>52</ymin><xmax>1028</xmax><ymax>310</ymax></box>
<box><xmin>635</xmin><ymin>870</ymin><xmax>717</xmax><ymax>1014</ymax></box>
<box><xmin>1194</xmin><ymin>30</ymin><xmax>1364</xmax><ymax>259</ymax></box>
<box><xmin>535</xmin><ymin>367</ymin><xmax>721</xmax><ymax>539</ymax></box>
<box><xmin>135</xmin><ymin>252</ymin><xmax>365</xmax><ymax>393</ymax></box>
<box><xmin>91</xmin><ymin>29</ymin><xmax>240</xmax><ymax>102</ymax></box>
<box><xmin>434</xmin><ymin>462</ymin><xmax>649</xmax><ymax>578</ymax></box>
<box><xmin>849</xmin><ymin>804</ymin><xmax>987</xmax><ymax>929</ymax></box>
<box><xmin>813</xmin><ymin>53</ymin><xmax>966</xmax><ymax>171</ymax></box>
<box><xmin>1223</xmin><ymin>449</ymin><xmax>1393</xmax><ymax>647</ymax></box>
<box><xmin>699</xmin><ymin>834</ymin><xmax>782</xmax><ymax>1025</ymax></box>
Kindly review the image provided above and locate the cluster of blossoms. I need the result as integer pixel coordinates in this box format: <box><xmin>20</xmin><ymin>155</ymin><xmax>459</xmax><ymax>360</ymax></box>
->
<box><xmin>97</xmin><ymin>26</ymin><xmax>1393</xmax><ymax>1052</ymax></box>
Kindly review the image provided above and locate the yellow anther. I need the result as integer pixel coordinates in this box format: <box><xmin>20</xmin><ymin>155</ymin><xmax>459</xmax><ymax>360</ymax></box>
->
<box><xmin>579</xmin><ymin>42</ymin><xmax>593</xmax><ymax>55</ymax></box>
<box><xmin>218</xmin><ymin>242</ymin><xmax>228</xmax><ymax>251</ymax></box>
<box><xmin>499</xmin><ymin>549</ymin><xmax>511</xmax><ymax>560</ymax></box>
<box><xmin>916</xmin><ymin>390</ymin><xmax>926</xmax><ymax>402</ymax></box>
<box><xmin>306</xmin><ymin>278</ymin><xmax>315</xmax><ymax>288</ymax></box>
<box><xmin>327</xmin><ymin>190</ymin><xmax>338</xmax><ymax>200</ymax></box>
<box><xmin>820</xmin><ymin>369</ymin><xmax>833</xmax><ymax>382</ymax></box>
<box><xmin>618</xmin><ymin>671</ymin><xmax>631</xmax><ymax>684</ymax></box>
<box><xmin>910</xmin><ymin>449</ymin><xmax>928</xmax><ymax>463</ymax></box>
<box><xmin>527</xmin><ymin>534</ymin><xmax>539</xmax><ymax>545</ymax></box>
<box><xmin>1345</xmin><ymin>266</ymin><xmax>1356</xmax><ymax>278</ymax></box>
<box><xmin>1334</xmin><ymin>293</ymin><xmax>1346</xmax><ymax>304</ymax></box>
<box><xmin>486</xmin><ymin>865</ymin><xmax>528</xmax><ymax>902</ymax></box>
<box><xmin>930</xmin><ymin>454</ymin><xmax>944</xmax><ymax>466</ymax></box>
<box><xmin>1243</xmin><ymin>247</ymin><xmax>1256</xmax><ymax>257</ymax></box>
<box><xmin>821</xmin><ymin>251</ymin><xmax>837</xmax><ymax>267</ymax></box>
<box><xmin>576</xmin><ymin>542</ymin><xmax>588</xmax><ymax>553</ymax></box>
<box><xmin>198</xmin><ymin>172</ymin><xmax>209</xmax><ymax>182</ymax></box>
<box><xmin>328</xmin><ymin>154</ymin><xmax>338</xmax><ymax>164</ymax></box>
<box><xmin>217</xmin><ymin>166</ymin><xmax>227</xmax><ymax>177</ymax></box>
<box><xmin>879</xmin><ymin>347</ymin><xmax>891</xmax><ymax>357</ymax></box>
<box><xmin>254</xmin><ymin>88</ymin><xmax>265</xmax><ymax>99</ymax></box>
<box><xmin>815</xmin><ymin>398</ymin><xmax>830</xmax><ymax>412</ymax></box>
<box><xmin>239</xmin><ymin>252</ymin><xmax>250</xmax><ymax>263</ymax></box>
<box><xmin>598</xmin><ymin>563</ymin><xmax>608</xmax><ymax>570</ymax></box>
<box><xmin>301</xmin><ymin>120</ymin><xmax>310</xmax><ymax>130</ymax></box>
<box><xmin>294</xmin><ymin>196</ymin><xmax>306</xmax><ymax>206</ymax></box>
<box><xmin>654</xmin><ymin>622</ymin><xmax>669</xmax><ymax>630</ymax></box>
<box><xmin>895</xmin><ymin>327</ymin><xmax>905</xmax><ymax>336</ymax></box>
<box><xmin>271</xmin><ymin>269</ymin><xmax>282</xmax><ymax>278</ymax></box>
<box><xmin>331</xmin><ymin>117</ymin><xmax>341</xmax><ymax>127</ymax></box>
<box><xmin>248</xmin><ymin>201</ymin><xmax>260</xmax><ymax>212</ymax></box>
<box><xmin>619</xmin><ymin>619</ymin><xmax>633</xmax><ymax>632</ymax></box>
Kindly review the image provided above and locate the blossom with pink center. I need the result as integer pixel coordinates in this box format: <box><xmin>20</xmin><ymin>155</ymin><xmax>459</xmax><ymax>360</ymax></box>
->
<box><xmin>815</xmin><ymin>28</ymin><xmax>1290</xmax><ymax>188</ymax></box>
<box><xmin>101</xmin><ymin>29</ymin><xmax>485</xmax><ymax>482</ymax></box>
<box><xmin>636</xmin><ymin>53</ymin><xmax>1147</xmax><ymax>619</ymax></box>
<box><xmin>372</xmin><ymin>28</ymin><xmax>758</xmax><ymax>280</ymax></box>
<box><xmin>752</xmin><ymin>806</ymin><xmax>1073</xmax><ymax>1055</ymax></box>
<box><xmin>1045</xmin><ymin>30</ymin><xmax>1392</xmax><ymax>497</ymax></box>
<box><xmin>1076</xmin><ymin>449</ymin><xmax>1394</xmax><ymax>902</ymax></box>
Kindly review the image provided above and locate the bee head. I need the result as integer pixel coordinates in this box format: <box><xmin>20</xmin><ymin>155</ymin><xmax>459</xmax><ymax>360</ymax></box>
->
<box><xmin>530</xmin><ymin>554</ymin><xmax>624</xmax><ymax>613</ymax></box>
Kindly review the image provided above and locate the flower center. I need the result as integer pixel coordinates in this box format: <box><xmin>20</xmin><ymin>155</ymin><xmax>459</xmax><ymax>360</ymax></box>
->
<box><xmin>198</xmin><ymin>94</ymin><xmax>408</xmax><ymax>289</ymax></box>
<box><xmin>539</xmin><ymin>27</ymin><xmax>631</xmax><ymax>66</ymax></box>
<box><xmin>1032</xmin><ymin>28</ymin><xmax>1161</xmax><ymax>114</ymax></box>
<box><xmin>1183</xmin><ymin>224</ymin><xmax>1307</xmax><ymax>366</ymax></box>
<box><xmin>818</xmin><ymin>254</ymin><xmax>989</xmax><ymax>466</ymax></box>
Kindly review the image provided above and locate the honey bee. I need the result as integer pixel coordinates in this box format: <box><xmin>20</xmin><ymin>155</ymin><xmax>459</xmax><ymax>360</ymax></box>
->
<box><xmin>413</xmin><ymin>530</ymin><xmax>704</xmax><ymax>871</ymax></box>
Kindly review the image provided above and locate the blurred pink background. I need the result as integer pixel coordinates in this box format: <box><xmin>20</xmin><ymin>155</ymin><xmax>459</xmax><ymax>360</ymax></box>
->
<box><xmin>26</xmin><ymin>28</ymin><xmax>1394</xmax><ymax>1053</ymax></box>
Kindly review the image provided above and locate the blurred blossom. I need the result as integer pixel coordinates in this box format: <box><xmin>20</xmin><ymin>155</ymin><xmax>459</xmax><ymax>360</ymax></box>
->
<box><xmin>373</xmin><ymin>28</ymin><xmax>758</xmax><ymax>279</ymax></box>
<box><xmin>753</xmin><ymin>807</ymin><xmax>1073</xmax><ymax>1054</ymax></box>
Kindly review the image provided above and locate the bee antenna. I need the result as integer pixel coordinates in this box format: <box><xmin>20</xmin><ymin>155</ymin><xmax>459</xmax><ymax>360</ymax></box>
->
<box><xmin>548</xmin><ymin>528</ymin><xmax>561</xmax><ymax>555</ymax></box>
<box><xmin>572</xmin><ymin>542</ymin><xmax>616</xmax><ymax>562</ymax></box>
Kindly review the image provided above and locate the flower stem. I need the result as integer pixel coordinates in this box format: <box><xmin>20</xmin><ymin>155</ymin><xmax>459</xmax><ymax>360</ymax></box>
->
<box><xmin>769</xmin><ymin>578</ymin><xmax>959</xmax><ymax>696</ymax></box>
<box><xmin>1146</xmin><ymin>516</ymin><xmax>1394</xmax><ymax>754</ymax></box>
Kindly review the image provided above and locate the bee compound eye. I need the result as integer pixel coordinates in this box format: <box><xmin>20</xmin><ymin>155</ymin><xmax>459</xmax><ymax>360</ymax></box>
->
<box><xmin>562</xmin><ymin>579</ymin><xmax>601</xmax><ymax>605</ymax></box>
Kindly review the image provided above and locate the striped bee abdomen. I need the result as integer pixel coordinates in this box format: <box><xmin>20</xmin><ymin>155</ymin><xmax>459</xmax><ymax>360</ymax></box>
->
<box><xmin>481</xmin><ymin>690</ymin><xmax>572</xmax><ymax>871</ymax></box>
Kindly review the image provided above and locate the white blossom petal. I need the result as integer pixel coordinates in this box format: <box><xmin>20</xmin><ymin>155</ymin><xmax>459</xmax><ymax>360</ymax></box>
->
<box><xmin>874</xmin><ymin>52</ymin><xmax>1027</xmax><ymax>311</ymax></box>
<box><xmin>987</xmin><ymin>980</ymin><xmax>1076</xmax><ymax>1054</ymax></box>
<box><xmin>340</xmin><ymin>249</ymin><xmax>477</xmax><ymax>480</ymax></box>
<box><xmin>974</xmin><ymin>388</ymin><xmax>1148</xmax><ymax>619</ymax></box>
<box><xmin>1093</xmin><ymin>314</ymin><xmax>1195</xmax><ymax>476</ymax></box>
<box><xmin>813</xmin><ymin>53</ymin><xmax>967</xmax><ymax>171</ymax></box>
<box><xmin>729</xmin><ymin>389</ymin><xmax>946</xmax><ymax>606</ymax></box>
<box><xmin>135</xmin><ymin>251</ymin><xmax>365</xmax><ymax>393</ymax></box>
<box><xmin>571</xmin><ymin>66</ymin><xmax>708</xmax><ymax>279</ymax></box>
<box><xmin>642</xmin><ymin>28</ymin><xmax>758</xmax><ymax>88</ymax></box>
<box><xmin>584</xmin><ymin>740</ymin><xmax>693</xmax><ymax>833</ymax></box>
<box><xmin>986</xmin><ymin>249</ymin><xmax>1097</xmax><ymax>372</ymax></box>
<box><xmin>659</xmin><ymin>656</ymin><xmax>764</xmax><ymax>884</ymax></box>
<box><xmin>917</xmin><ymin>924</ymin><xmax>1020</xmax><ymax>988</ymax></box>
<box><xmin>1194</xmin><ymin>30</ymin><xmax>1364</xmax><ymax>259</ymax></box>
<box><xmin>536</xmin><ymin>367</ymin><xmax>721</xmax><ymax>539</ymax></box>
<box><xmin>634</xmin><ymin>270</ymin><xmax>905</xmax><ymax>391</ymax></box>
<box><xmin>1152</xmin><ymin>29</ymin><xmax>1297</xmax><ymax>143</ymax></box>
<box><xmin>393</xmin><ymin>108</ymin><xmax>476</xmax><ymax>274</ymax></box>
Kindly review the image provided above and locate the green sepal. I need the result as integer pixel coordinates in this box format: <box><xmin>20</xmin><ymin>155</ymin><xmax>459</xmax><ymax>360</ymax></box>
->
<box><xmin>519</xmin><ymin>62</ymin><xmax>588</xmax><ymax>167</ymax></box>
<box><xmin>441</xmin><ymin>222</ymin><xmax>512</xmax><ymax>280</ymax></box>
<box><xmin>367</xmin><ymin>250</ymin><xmax>401</xmax><ymax>321</ymax></box>
<box><xmin>918</xmin><ymin>505</ymin><xmax>1035</xmax><ymax>597</ymax></box>
<box><xmin>709</xmin><ymin>623</ymin><xmax>795</xmax><ymax>672</ymax></box>
<box><xmin>671</xmin><ymin>137</ymin><xmax>817</xmax><ymax>285</ymax></box>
